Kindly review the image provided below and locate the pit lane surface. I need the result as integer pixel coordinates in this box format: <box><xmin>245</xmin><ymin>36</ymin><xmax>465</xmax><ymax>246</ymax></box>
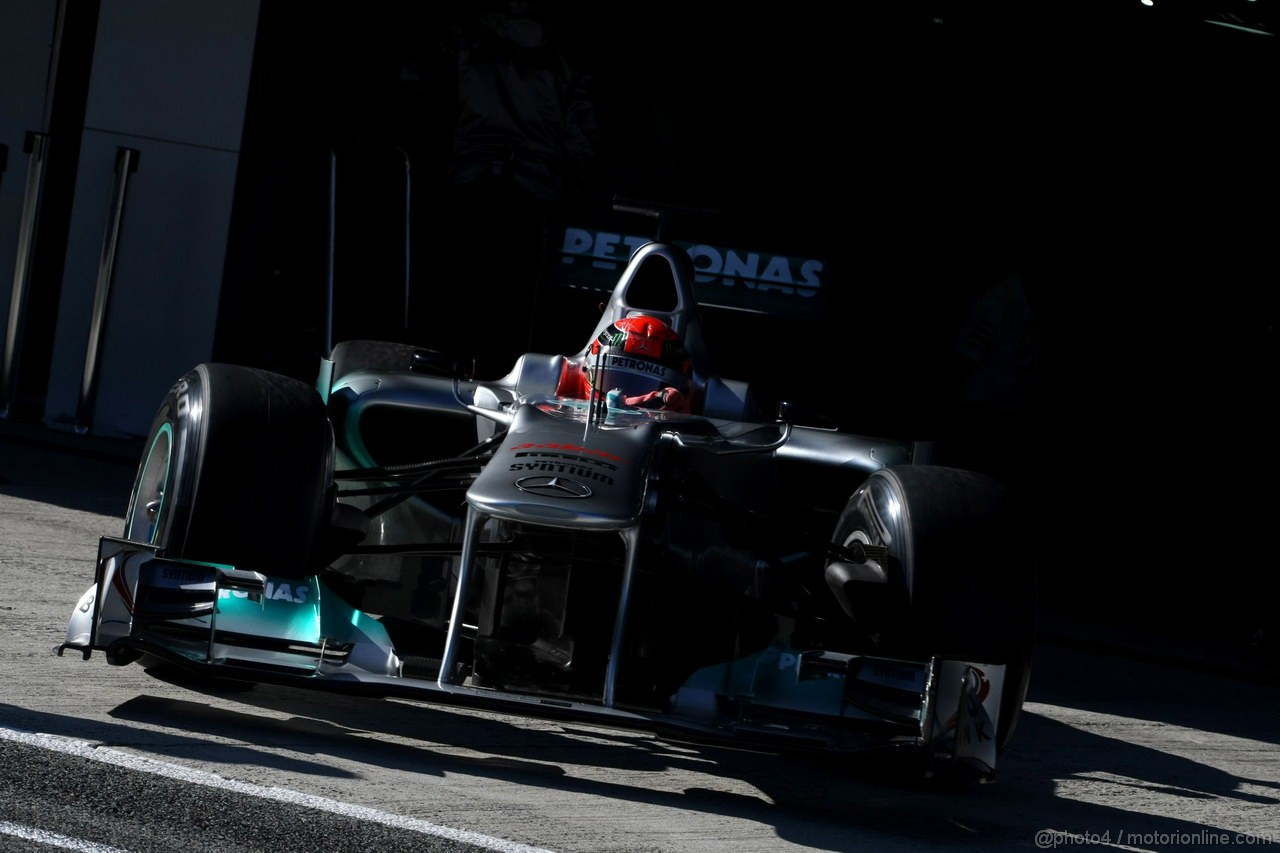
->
<box><xmin>2</xmin><ymin>436</ymin><xmax>1278</xmax><ymax>853</ymax></box>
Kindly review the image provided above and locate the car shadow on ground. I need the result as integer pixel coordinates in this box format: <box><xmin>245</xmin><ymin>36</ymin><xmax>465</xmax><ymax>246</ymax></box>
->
<box><xmin>26</xmin><ymin>635</ymin><xmax>1279</xmax><ymax>852</ymax></box>
<box><xmin>0</xmin><ymin>437</ymin><xmax>135</xmax><ymax>518</ymax></box>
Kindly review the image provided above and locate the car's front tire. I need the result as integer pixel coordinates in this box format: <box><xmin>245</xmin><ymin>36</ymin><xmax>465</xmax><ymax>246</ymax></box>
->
<box><xmin>125</xmin><ymin>363</ymin><xmax>335</xmax><ymax>578</ymax></box>
<box><xmin>828</xmin><ymin>464</ymin><xmax>1037</xmax><ymax>755</ymax></box>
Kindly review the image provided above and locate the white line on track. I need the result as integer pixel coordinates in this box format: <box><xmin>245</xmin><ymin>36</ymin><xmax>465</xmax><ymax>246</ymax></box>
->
<box><xmin>1</xmin><ymin>725</ymin><xmax>557</xmax><ymax>853</ymax></box>
<box><xmin>0</xmin><ymin>821</ymin><xmax>132</xmax><ymax>853</ymax></box>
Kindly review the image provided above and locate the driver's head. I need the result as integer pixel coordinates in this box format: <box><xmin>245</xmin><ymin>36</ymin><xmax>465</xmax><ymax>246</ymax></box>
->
<box><xmin>582</xmin><ymin>315</ymin><xmax>693</xmax><ymax>412</ymax></box>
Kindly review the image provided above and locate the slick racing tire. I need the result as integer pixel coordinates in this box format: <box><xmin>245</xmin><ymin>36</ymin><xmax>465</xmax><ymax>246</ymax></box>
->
<box><xmin>124</xmin><ymin>363</ymin><xmax>335</xmax><ymax>579</ymax></box>
<box><xmin>828</xmin><ymin>464</ymin><xmax>1036</xmax><ymax>755</ymax></box>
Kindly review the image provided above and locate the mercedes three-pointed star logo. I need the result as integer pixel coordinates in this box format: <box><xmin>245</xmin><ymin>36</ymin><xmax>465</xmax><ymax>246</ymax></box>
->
<box><xmin>515</xmin><ymin>475</ymin><xmax>593</xmax><ymax>499</ymax></box>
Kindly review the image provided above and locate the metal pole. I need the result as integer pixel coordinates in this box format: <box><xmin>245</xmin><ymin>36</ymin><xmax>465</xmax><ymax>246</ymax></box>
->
<box><xmin>75</xmin><ymin>146</ymin><xmax>139</xmax><ymax>434</ymax></box>
<box><xmin>1</xmin><ymin>132</ymin><xmax>51</xmax><ymax>419</ymax></box>
<box><xmin>400</xmin><ymin>146</ymin><xmax>411</xmax><ymax>334</ymax></box>
<box><xmin>325</xmin><ymin>150</ymin><xmax>338</xmax><ymax>359</ymax></box>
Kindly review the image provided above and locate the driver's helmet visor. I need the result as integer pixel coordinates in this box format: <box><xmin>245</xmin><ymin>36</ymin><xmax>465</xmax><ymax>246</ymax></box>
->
<box><xmin>586</xmin><ymin>354</ymin><xmax>687</xmax><ymax>404</ymax></box>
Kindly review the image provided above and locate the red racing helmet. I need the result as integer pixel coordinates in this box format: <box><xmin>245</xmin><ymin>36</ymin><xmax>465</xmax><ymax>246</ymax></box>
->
<box><xmin>562</xmin><ymin>315</ymin><xmax>694</xmax><ymax>412</ymax></box>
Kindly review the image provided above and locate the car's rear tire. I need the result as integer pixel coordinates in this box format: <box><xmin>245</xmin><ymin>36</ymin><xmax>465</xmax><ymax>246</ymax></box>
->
<box><xmin>125</xmin><ymin>363</ymin><xmax>335</xmax><ymax>578</ymax></box>
<box><xmin>828</xmin><ymin>464</ymin><xmax>1036</xmax><ymax>755</ymax></box>
<box><xmin>328</xmin><ymin>339</ymin><xmax>464</xmax><ymax>387</ymax></box>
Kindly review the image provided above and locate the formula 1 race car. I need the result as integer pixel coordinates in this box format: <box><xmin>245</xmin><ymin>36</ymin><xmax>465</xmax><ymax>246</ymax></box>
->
<box><xmin>60</xmin><ymin>231</ymin><xmax>1036</xmax><ymax>783</ymax></box>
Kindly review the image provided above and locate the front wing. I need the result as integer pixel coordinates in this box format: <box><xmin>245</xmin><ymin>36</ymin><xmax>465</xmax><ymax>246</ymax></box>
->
<box><xmin>60</xmin><ymin>537</ymin><xmax>1006</xmax><ymax>778</ymax></box>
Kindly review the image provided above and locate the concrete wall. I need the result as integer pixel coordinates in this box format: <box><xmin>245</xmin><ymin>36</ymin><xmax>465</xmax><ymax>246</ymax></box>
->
<box><xmin>0</xmin><ymin>0</ymin><xmax>59</xmax><ymax>413</ymax></box>
<box><xmin>39</xmin><ymin>0</ymin><xmax>260</xmax><ymax>437</ymax></box>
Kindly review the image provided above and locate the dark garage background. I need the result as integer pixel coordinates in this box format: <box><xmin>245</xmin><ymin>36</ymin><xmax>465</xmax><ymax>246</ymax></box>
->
<box><xmin>1</xmin><ymin>0</ymin><xmax>1275</xmax><ymax>657</ymax></box>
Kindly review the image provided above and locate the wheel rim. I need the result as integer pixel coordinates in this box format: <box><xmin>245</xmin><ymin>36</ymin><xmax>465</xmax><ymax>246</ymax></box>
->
<box><xmin>127</xmin><ymin>423</ymin><xmax>173</xmax><ymax>544</ymax></box>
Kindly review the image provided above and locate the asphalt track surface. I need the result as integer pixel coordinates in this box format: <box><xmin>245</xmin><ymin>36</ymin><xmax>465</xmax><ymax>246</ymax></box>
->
<box><xmin>1</xmin><ymin>425</ymin><xmax>1278</xmax><ymax>852</ymax></box>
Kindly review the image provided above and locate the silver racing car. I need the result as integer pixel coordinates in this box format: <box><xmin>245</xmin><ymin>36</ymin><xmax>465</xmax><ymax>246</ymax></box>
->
<box><xmin>60</xmin><ymin>234</ymin><xmax>1036</xmax><ymax>783</ymax></box>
